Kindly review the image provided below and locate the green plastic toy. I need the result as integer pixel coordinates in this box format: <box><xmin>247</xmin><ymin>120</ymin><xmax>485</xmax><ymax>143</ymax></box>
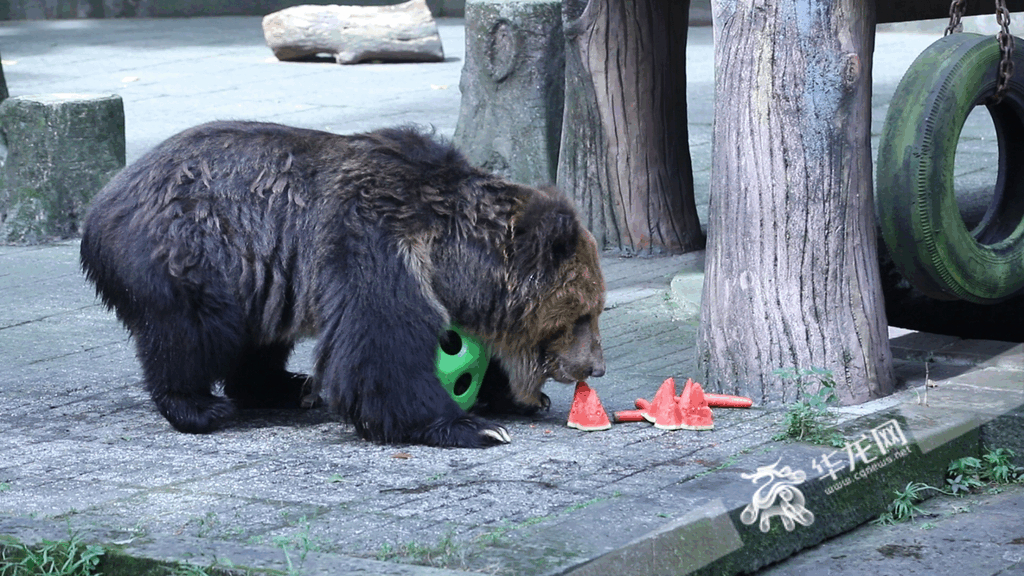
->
<box><xmin>435</xmin><ymin>325</ymin><xmax>488</xmax><ymax>411</ymax></box>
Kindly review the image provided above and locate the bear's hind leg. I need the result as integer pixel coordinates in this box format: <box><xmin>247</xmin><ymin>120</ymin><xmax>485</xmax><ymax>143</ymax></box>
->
<box><xmin>224</xmin><ymin>342</ymin><xmax>313</xmax><ymax>409</ymax></box>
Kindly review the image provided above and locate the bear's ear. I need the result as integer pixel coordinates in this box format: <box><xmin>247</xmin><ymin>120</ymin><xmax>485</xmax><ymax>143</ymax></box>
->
<box><xmin>511</xmin><ymin>193</ymin><xmax>580</xmax><ymax>277</ymax></box>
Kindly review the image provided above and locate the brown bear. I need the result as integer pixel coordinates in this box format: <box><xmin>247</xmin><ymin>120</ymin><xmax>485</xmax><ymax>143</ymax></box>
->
<box><xmin>80</xmin><ymin>121</ymin><xmax>605</xmax><ymax>448</ymax></box>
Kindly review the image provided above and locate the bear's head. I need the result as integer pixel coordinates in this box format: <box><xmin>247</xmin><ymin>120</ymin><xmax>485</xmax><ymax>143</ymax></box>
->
<box><xmin>494</xmin><ymin>189</ymin><xmax>606</xmax><ymax>409</ymax></box>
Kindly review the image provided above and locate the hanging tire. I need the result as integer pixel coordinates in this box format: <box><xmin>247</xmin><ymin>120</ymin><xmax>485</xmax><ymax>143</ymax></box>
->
<box><xmin>877</xmin><ymin>32</ymin><xmax>1024</xmax><ymax>304</ymax></box>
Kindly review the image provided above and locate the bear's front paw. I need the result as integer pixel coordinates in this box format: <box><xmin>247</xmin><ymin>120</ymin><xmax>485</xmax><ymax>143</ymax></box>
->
<box><xmin>157</xmin><ymin>393</ymin><xmax>236</xmax><ymax>434</ymax></box>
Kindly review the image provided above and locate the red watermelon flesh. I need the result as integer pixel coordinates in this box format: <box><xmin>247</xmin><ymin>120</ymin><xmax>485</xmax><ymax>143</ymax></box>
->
<box><xmin>567</xmin><ymin>381</ymin><xmax>612</xmax><ymax>431</ymax></box>
<box><xmin>678</xmin><ymin>378</ymin><xmax>714</xmax><ymax>430</ymax></box>
<box><xmin>642</xmin><ymin>377</ymin><xmax>678</xmax><ymax>423</ymax></box>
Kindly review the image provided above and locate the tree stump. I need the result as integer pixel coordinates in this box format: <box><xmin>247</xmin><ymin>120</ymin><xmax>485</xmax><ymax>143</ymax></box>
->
<box><xmin>0</xmin><ymin>94</ymin><xmax>125</xmax><ymax>244</ymax></box>
<box><xmin>453</xmin><ymin>0</ymin><xmax>564</xmax><ymax>186</ymax></box>
<box><xmin>556</xmin><ymin>0</ymin><xmax>703</xmax><ymax>255</ymax></box>
<box><xmin>262</xmin><ymin>0</ymin><xmax>445</xmax><ymax>64</ymax></box>
<box><xmin>698</xmin><ymin>0</ymin><xmax>894</xmax><ymax>405</ymax></box>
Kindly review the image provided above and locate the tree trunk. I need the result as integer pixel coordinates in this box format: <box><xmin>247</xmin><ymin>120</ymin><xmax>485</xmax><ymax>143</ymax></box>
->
<box><xmin>698</xmin><ymin>0</ymin><xmax>895</xmax><ymax>405</ymax></box>
<box><xmin>453</xmin><ymin>0</ymin><xmax>564</xmax><ymax>186</ymax></box>
<box><xmin>556</xmin><ymin>0</ymin><xmax>703</xmax><ymax>255</ymax></box>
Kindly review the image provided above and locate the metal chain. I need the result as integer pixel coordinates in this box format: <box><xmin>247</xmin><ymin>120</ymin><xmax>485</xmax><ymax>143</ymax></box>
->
<box><xmin>990</xmin><ymin>0</ymin><xmax>1015</xmax><ymax>104</ymax></box>
<box><xmin>945</xmin><ymin>0</ymin><xmax>1015</xmax><ymax>104</ymax></box>
<box><xmin>945</xmin><ymin>0</ymin><xmax>966</xmax><ymax>35</ymax></box>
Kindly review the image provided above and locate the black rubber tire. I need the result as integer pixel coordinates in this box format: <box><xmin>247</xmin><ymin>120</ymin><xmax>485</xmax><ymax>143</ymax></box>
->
<box><xmin>877</xmin><ymin>32</ymin><xmax>1024</xmax><ymax>304</ymax></box>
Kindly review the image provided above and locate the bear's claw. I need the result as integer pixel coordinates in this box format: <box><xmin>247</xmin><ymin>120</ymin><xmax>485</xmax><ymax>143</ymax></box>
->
<box><xmin>481</xmin><ymin>425</ymin><xmax>512</xmax><ymax>444</ymax></box>
<box><xmin>538</xmin><ymin>393</ymin><xmax>551</xmax><ymax>411</ymax></box>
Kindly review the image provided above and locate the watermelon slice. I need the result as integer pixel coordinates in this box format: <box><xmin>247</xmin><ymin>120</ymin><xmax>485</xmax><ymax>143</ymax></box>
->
<box><xmin>637</xmin><ymin>377</ymin><xmax>689</xmax><ymax>430</ymax></box>
<box><xmin>653</xmin><ymin>396</ymin><xmax>686</xmax><ymax>430</ymax></box>
<box><xmin>567</xmin><ymin>381</ymin><xmax>612</xmax><ymax>431</ymax></box>
<box><xmin>677</xmin><ymin>378</ymin><xmax>714</xmax><ymax>430</ymax></box>
<box><xmin>633</xmin><ymin>378</ymin><xmax>718</xmax><ymax>431</ymax></box>
<box><xmin>641</xmin><ymin>377</ymin><xmax>678</xmax><ymax>423</ymax></box>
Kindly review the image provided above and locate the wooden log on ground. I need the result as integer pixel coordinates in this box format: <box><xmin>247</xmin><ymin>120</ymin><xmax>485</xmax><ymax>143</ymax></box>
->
<box><xmin>0</xmin><ymin>94</ymin><xmax>125</xmax><ymax>244</ymax></box>
<box><xmin>453</xmin><ymin>0</ymin><xmax>564</xmax><ymax>186</ymax></box>
<box><xmin>262</xmin><ymin>0</ymin><xmax>445</xmax><ymax>64</ymax></box>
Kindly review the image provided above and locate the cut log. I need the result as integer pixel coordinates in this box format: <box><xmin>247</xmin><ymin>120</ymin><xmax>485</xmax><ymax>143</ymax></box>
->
<box><xmin>0</xmin><ymin>93</ymin><xmax>125</xmax><ymax>244</ymax></box>
<box><xmin>262</xmin><ymin>0</ymin><xmax>445</xmax><ymax>65</ymax></box>
<box><xmin>698</xmin><ymin>0</ymin><xmax>894</xmax><ymax>405</ymax></box>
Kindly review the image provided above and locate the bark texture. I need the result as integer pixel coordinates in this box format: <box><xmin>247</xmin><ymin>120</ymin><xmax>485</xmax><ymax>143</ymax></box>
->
<box><xmin>453</xmin><ymin>0</ymin><xmax>564</xmax><ymax>186</ymax></box>
<box><xmin>556</xmin><ymin>0</ymin><xmax>703</xmax><ymax>255</ymax></box>
<box><xmin>698</xmin><ymin>0</ymin><xmax>894</xmax><ymax>405</ymax></box>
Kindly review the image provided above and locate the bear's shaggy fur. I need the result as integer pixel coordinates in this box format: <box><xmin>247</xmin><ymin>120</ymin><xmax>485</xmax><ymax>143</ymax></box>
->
<box><xmin>80</xmin><ymin>121</ymin><xmax>605</xmax><ymax>448</ymax></box>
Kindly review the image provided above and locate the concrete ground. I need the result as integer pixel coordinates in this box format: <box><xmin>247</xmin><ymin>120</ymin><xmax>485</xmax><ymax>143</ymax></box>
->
<box><xmin>1</xmin><ymin>12</ymin><xmax>1023</xmax><ymax>576</ymax></box>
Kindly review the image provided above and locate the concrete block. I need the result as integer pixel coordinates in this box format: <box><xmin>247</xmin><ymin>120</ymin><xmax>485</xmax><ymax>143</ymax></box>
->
<box><xmin>453</xmin><ymin>0</ymin><xmax>564</xmax><ymax>186</ymax></box>
<box><xmin>0</xmin><ymin>93</ymin><xmax>124</xmax><ymax>244</ymax></box>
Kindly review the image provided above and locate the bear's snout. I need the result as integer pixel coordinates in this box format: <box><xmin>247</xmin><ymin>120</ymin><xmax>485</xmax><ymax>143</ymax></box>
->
<box><xmin>548</xmin><ymin>315</ymin><xmax>605</xmax><ymax>383</ymax></box>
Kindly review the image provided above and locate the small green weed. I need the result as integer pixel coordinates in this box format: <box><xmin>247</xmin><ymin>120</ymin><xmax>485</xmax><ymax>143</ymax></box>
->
<box><xmin>946</xmin><ymin>456</ymin><xmax>986</xmax><ymax>495</ymax></box>
<box><xmin>0</xmin><ymin>531</ymin><xmax>104</xmax><ymax>576</ymax></box>
<box><xmin>872</xmin><ymin>481</ymin><xmax>936</xmax><ymax>525</ymax></box>
<box><xmin>375</xmin><ymin>530</ymin><xmax>464</xmax><ymax>568</ymax></box>
<box><xmin>772</xmin><ymin>367</ymin><xmax>845</xmax><ymax>447</ymax></box>
<box><xmin>981</xmin><ymin>447</ymin><xmax>1023</xmax><ymax>484</ymax></box>
<box><xmin>167</xmin><ymin>564</ymin><xmax>213</xmax><ymax>576</ymax></box>
<box><xmin>272</xmin><ymin>516</ymin><xmax>321</xmax><ymax>575</ymax></box>
<box><xmin>947</xmin><ymin>447</ymin><xmax>1023</xmax><ymax>495</ymax></box>
<box><xmin>475</xmin><ymin>516</ymin><xmax>546</xmax><ymax>547</ymax></box>
<box><xmin>874</xmin><ymin>447</ymin><xmax>1024</xmax><ymax>525</ymax></box>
